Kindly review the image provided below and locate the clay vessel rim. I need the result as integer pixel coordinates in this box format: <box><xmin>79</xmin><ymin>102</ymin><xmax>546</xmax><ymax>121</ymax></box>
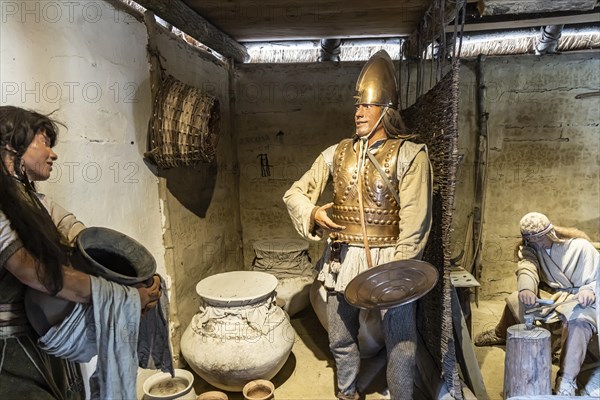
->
<box><xmin>196</xmin><ymin>271</ymin><xmax>278</xmax><ymax>302</ymax></box>
<box><xmin>142</xmin><ymin>369</ymin><xmax>194</xmax><ymax>400</ymax></box>
<box><xmin>76</xmin><ymin>226</ymin><xmax>156</xmax><ymax>285</ymax></box>
<box><xmin>242</xmin><ymin>379</ymin><xmax>275</xmax><ymax>400</ymax></box>
<box><xmin>197</xmin><ymin>390</ymin><xmax>228</xmax><ymax>400</ymax></box>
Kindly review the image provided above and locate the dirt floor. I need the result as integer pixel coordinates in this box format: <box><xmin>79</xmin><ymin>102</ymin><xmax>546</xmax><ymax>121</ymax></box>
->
<box><xmin>137</xmin><ymin>299</ymin><xmax>562</xmax><ymax>400</ymax></box>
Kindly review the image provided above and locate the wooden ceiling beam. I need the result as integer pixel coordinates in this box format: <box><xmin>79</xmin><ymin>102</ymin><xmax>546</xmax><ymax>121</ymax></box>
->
<box><xmin>134</xmin><ymin>0</ymin><xmax>249</xmax><ymax>63</ymax></box>
<box><xmin>183</xmin><ymin>0</ymin><xmax>431</xmax><ymax>41</ymax></box>
<box><xmin>458</xmin><ymin>12</ymin><xmax>600</xmax><ymax>32</ymax></box>
<box><xmin>478</xmin><ymin>0</ymin><xmax>597</xmax><ymax>16</ymax></box>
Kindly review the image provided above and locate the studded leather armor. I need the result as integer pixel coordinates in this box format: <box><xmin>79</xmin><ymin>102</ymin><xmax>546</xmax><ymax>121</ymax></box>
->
<box><xmin>330</xmin><ymin>138</ymin><xmax>401</xmax><ymax>247</ymax></box>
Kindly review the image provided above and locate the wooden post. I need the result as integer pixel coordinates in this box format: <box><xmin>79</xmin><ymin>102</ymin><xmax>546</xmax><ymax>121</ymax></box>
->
<box><xmin>503</xmin><ymin>324</ymin><xmax>551</xmax><ymax>399</ymax></box>
<box><xmin>134</xmin><ymin>0</ymin><xmax>249</xmax><ymax>63</ymax></box>
<box><xmin>451</xmin><ymin>288</ymin><xmax>489</xmax><ymax>399</ymax></box>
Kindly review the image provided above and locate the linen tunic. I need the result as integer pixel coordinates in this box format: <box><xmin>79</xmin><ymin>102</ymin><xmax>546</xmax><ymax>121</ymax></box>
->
<box><xmin>517</xmin><ymin>238</ymin><xmax>599</xmax><ymax>324</ymax></box>
<box><xmin>283</xmin><ymin>138</ymin><xmax>433</xmax><ymax>292</ymax></box>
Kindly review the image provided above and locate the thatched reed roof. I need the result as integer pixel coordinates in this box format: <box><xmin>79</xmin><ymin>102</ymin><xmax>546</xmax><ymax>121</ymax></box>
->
<box><xmin>114</xmin><ymin>1</ymin><xmax>598</xmax><ymax>64</ymax></box>
<box><xmin>245</xmin><ymin>27</ymin><xmax>600</xmax><ymax>63</ymax></box>
<box><xmin>457</xmin><ymin>27</ymin><xmax>600</xmax><ymax>57</ymax></box>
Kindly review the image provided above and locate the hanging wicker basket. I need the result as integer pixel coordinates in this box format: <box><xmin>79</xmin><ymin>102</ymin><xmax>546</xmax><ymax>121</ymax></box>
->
<box><xmin>147</xmin><ymin>75</ymin><xmax>220</xmax><ymax>168</ymax></box>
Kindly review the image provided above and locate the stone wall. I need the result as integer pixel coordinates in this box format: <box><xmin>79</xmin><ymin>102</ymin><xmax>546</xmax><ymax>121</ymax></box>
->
<box><xmin>234</xmin><ymin>62</ymin><xmax>358</xmax><ymax>268</ymax></box>
<box><xmin>478</xmin><ymin>53</ymin><xmax>600</xmax><ymax>299</ymax></box>
<box><xmin>234</xmin><ymin>61</ymin><xmax>478</xmax><ymax>273</ymax></box>
<box><xmin>234</xmin><ymin>54</ymin><xmax>599</xmax><ymax>300</ymax></box>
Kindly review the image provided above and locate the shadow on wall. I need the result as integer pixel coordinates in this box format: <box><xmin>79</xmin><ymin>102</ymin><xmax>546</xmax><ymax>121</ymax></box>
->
<box><xmin>580</xmin><ymin>216</ymin><xmax>600</xmax><ymax>242</ymax></box>
<box><xmin>158</xmin><ymin>162</ymin><xmax>218</xmax><ymax>217</ymax></box>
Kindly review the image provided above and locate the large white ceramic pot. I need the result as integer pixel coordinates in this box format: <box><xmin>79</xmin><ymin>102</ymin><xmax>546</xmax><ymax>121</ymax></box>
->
<box><xmin>252</xmin><ymin>239</ymin><xmax>314</xmax><ymax>317</ymax></box>
<box><xmin>181</xmin><ymin>271</ymin><xmax>295</xmax><ymax>392</ymax></box>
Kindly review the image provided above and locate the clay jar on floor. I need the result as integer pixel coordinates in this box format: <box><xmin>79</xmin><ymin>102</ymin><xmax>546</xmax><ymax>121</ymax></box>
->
<box><xmin>180</xmin><ymin>271</ymin><xmax>294</xmax><ymax>392</ymax></box>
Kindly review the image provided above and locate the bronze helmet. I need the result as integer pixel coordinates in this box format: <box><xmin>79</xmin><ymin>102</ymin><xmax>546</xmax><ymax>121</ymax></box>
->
<box><xmin>354</xmin><ymin>50</ymin><xmax>399</xmax><ymax>109</ymax></box>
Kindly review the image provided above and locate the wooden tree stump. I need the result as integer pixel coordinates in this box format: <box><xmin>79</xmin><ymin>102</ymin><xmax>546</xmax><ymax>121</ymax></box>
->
<box><xmin>503</xmin><ymin>324</ymin><xmax>552</xmax><ymax>399</ymax></box>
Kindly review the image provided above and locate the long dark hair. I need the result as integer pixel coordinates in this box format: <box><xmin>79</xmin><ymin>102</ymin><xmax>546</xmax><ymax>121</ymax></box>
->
<box><xmin>383</xmin><ymin>107</ymin><xmax>417</xmax><ymax>140</ymax></box>
<box><xmin>0</xmin><ymin>106</ymin><xmax>67</xmax><ymax>294</ymax></box>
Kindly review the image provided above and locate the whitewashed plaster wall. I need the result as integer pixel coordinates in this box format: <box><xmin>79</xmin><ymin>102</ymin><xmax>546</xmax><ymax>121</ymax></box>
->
<box><xmin>0</xmin><ymin>0</ymin><xmax>242</xmax><ymax>369</ymax></box>
<box><xmin>149</xmin><ymin>28</ymin><xmax>241</xmax><ymax>364</ymax></box>
<box><xmin>0</xmin><ymin>2</ymin><xmax>165</xmax><ymax>274</ymax></box>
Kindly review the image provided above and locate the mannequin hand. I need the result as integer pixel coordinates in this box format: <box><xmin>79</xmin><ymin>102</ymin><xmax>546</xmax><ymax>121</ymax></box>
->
<box><xmin>314</xmin><ymin>203</ymin><xmax>346</xmax><ymax>231</ymax></box>
<box><xmin>518</xmin><ymin>289</ymin><xmax>537</xmax><ymax>306</ymax></box>
<box><xmin>137</xmin><ymin>275</ymin><xmax>161</xmax><ymax>314</ymax></box>
<box><xmin>577</xmin><ymin>289</ymin><xmax>596</xmax><ymax>308</ymax></box>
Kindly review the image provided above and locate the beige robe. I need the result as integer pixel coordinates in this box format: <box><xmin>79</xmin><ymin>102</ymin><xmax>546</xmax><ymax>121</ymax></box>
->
<box><xmin>516</xmin><ymin>238</ymin><xmax>599</xmax><ymax>324</ymax></box>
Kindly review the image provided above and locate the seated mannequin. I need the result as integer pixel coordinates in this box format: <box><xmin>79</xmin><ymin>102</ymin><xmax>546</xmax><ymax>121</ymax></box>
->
<box><xmin>474</xmin><ymin>212</ymin><xmax>598</xmax><ymax>396</ymax></box>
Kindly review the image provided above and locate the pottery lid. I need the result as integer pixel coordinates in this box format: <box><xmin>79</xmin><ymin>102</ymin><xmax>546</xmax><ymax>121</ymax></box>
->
<box><xmin>196</xmin><ymin>271</ymin><xmax>278</xmax><ymax>304</ymax></box>
<box><xmin>252</xmin><ymin>238</ymin><xmax>309</xmax><ymax>253</ymax></box>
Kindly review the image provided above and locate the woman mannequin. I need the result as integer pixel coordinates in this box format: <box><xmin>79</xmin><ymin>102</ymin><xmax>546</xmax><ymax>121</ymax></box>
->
<box><xmin>0</xmin><ymin>106</ymin><xmax>160</xmax><ymax>399</ymax></box>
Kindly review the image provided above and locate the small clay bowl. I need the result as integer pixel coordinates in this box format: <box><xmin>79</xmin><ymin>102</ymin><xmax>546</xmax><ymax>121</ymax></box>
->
<box><xmin>143</xmin><ymin>369</ymin><xmax>194</xmax><ymax>400</ymax></box>
<box><xmin>242</xmin><ymin>380</ymin><xmax>275</xmax><ymax>400</ymax></box>
<box><xmin>196</xmin><ymin>391</ymin><xmax>228</xmax><ymax>400</ymax></box>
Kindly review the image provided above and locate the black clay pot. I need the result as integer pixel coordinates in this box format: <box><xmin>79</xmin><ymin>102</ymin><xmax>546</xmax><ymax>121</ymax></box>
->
<box><xmin>25</xmin><ymin>227</ymin><xmax>156</xmax><ymax>337</ymax></box>
<box><xmin>75</xmin><ymin>227</ymin><xmax>156</xmax><ymax>286</ymax></box>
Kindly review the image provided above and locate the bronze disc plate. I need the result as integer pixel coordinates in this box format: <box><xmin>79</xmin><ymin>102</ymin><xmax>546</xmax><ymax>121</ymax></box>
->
<box><xmin>344</xmin><ymin>259</ymin><xmax>439</xmax><ymax>310</ymax></box>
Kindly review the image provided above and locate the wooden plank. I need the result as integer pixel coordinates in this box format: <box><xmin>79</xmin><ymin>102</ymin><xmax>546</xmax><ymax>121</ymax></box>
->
<box><xmin>414</xmin><ymin>331</ymin><xmax>453</xmax><ymax>399</ymax></box>
<box><xmin>478</xmin><ymin>0</ymin><xmax>597</xmax><ymax>16</ymax></box>
<box><xmin>451</xmin><ymin>288</ymin><xmax>489</xmax><ymax>400</ymax></box>
<box><xmin>134</xmin><ymin>0</ymin><xmax>249</xmax><ymax>63</ymax></box>
<box><xmin>455</xmin><ymin>12</ymin><xmax>600</xmax><ymax>32</ymax></box>
<box><xmin>451</xmin><ymin>267</ymin><xmax>481</xmax><ymax>288</ymax></box>
<box><xmin>143</xmin><ymin>11</ymin><xmax>163</xmax><ymax>100</ymax></box>
<box><xmin>186</xmin><ymin>0</ymin><xmax>429</xmax><ymax>18</ymax></box>
<box><xmin>189</xmin><ymin>0</ymin><xmax>428</xmax><ymax>7</ymax></box>
<box><xmin>228</xmin><ymin>19</ymin><xmax>420</xmax><ymax>41</ymax></box>
<box><xmin>185</xmin><ymin>0</ymin><xmax>431</xmax><ymax>41</ymax></box>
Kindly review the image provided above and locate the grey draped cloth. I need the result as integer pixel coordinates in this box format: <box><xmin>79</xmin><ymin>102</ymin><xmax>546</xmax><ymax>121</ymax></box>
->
<box><xmin>38</xmin><ymin>275</ymin><xmax>173</xmax><ymax>400</ymax></box>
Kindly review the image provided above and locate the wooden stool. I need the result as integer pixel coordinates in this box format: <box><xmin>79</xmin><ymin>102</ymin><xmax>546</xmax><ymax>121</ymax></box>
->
<box><xmin>503</xmin><ymin>324</ymin><xmax>551</xmax><ymax>399</ymax></box>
